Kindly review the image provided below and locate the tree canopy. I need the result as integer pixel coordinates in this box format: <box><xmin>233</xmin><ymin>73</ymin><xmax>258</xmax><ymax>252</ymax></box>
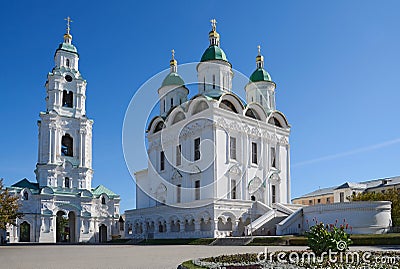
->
<box><xmin>0</xmin><ymin>178</ymin><xmax>22</xmax><ymax>230</ymax></box>
<box><xmin>351</xmin><ymin>189</ymin><xmax>400</xmax><ymax>227</ymax></box>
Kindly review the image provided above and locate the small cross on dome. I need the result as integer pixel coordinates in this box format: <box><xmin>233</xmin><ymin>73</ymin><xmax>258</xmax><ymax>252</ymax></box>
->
<box><xmin>210</xmin><ymin>19</ymin><xmax>217</xmax><ymax>31</ymax></box>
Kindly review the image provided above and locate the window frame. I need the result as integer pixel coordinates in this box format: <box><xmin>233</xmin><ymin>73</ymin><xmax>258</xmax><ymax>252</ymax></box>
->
<box><xmin>251</xmin><ymin>142</ymin><xmax>258</xmax><ymax>164</ymax></box>
<box><xmin>160</xmin><ymin>151</ymin><xmax>165</xmax><ymax>171</ymax></box>
<box><xmin>176</xmin><ymin>145</ymin><xmax>181</xmax><ymax>166</ymax></box>
<box><xmin>194</xmin><ymin>137</ymin><xmax>201</xmax><ymax>161</ymax></box>
<box><xmin>230</xmin><ymin>136</ymin><xmax>237</xmax><ymax>160</ymax></box>
<box><xmin>195</xmin><ymin>180</ymin><xmax>200</xmax><ymax>200</ymax></box>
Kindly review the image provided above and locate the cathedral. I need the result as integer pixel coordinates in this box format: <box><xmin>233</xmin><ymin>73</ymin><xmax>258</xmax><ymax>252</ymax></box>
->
<box><xmin>124</xmin><ymin>20</ymin><xmax>295</xmax><ymax>239</ymax></box>
<box><xmin>6</xmin><ymin>18</ymin><xmax>121</xmax><ymax>243</ymax></box>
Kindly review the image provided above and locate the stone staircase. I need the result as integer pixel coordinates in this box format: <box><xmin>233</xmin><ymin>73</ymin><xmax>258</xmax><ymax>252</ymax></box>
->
<box><xmin>209</xmin><ymin>236</ymin><xmax>253</xmax><ymax>246</ymax></box>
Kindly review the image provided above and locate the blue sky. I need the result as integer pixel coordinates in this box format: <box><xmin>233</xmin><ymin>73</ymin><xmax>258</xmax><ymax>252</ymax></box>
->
<box><xmin>1</xmin><ymin>1</ymin><xmax>400</xmax><ymax>211</ymax></box>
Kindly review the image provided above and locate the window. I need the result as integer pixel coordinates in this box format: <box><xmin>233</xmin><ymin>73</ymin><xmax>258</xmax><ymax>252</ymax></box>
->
<box><xmin>64</xmin><ymin>177</ymin><xmax>70</xmax><ymax>188</ymax></box>
<box><xmin>272</xmin><ymin>185</ymin><xmax>276</xmax><ymax>203</ymax></box>
<box><xmin>203</xmin><ymin>77</ymin><xmax>206</xmax><ymax>91</ymax></box>
<box><xmin>309</xmin><ymin>200</ymin><xmax>313</xmax><ymax>205</ymax></box>
<box><xmin>23</xmin><ymin>191</ymin><xmax>29</xmax><ymax>200</ymax></box>
<box><xmin>231</xmin><ymin>180</ymin><xmax>237</xmax><ymax>199</ymax></box>
<box><xmin>177</xmin><ymin>184</ymin><xmax>181</xmax><ymax>203</ymax></box>
<box><xmin>212</xmin><ymin>74</ymin><xmax>216</xmax><ymax>89</ymax></box>
<box><xmin>195</xmin><ymin>180</ymin><xmax>200</xmax><ymax>200</ymax></box>
<box><xmin>230</xmin><ymin>137</ymin><xmax>237</xmax><ymax>160</ymax></box>
<box><xmin>326</xmin><ymin>197</ymin><xmax>331</xmax><ymax>204</ymax></box>
<box><xmin>61</xmin><ymin>134</ymin><xmax>73</xmax><ymax>156</ymax></box>
<box><xmin>317</xmin><ymin>198</ymin><xmax>321</xmax><ymax>204</ymax></box>
<box><xmin>101</xmin><ymin>196</ymin><xmax>106</xmax><ymax>205</ymax></box>
<box><xmin>176</xmin><ymin>145</ymin><xmax>181</xmax><ymax>166</ymax></box>
<box><xmin>271</xmin><ymin>147</ymin><xmax>276</xmax><ymax>168</ymax></box>
<box><xmin>160</xmin><ymin>151</ymin><xmax>165</xmax><ymax>171</ymax></box>
<box><xmin>194</xmin><ymin>138</ymin><xmax>201</xmax><ymax>161</ymax></box>
<box><xmin>62</xmin><ymin>90</ymin><xmax>73</xmax><ymax>108</ymax></box>
<box><xmin>163</xmin><ymin>99</ymin><xmax>166</xmax><ymax>112</ymax></box>
<box><xmin>251</xmin><ymin>195</ymin><xmax>256</xmax><ymax>201</ymax></box>
<box><xmin>260</xmin><ymin>94</ymin><xmax>263</xmax><ymax>106</ymax></box>
<box><xmin>251</xmin><ymin>142</ymin><xmax>258</xmax><ymax>164</ymax></box>
<box><xmin>119</xmin><ymin>222</ymin><xmax>124</xmax><ymax>231</ymax></box>
<box><xmin>170</xmin><ymin>97</ymin><xmax>173</xmax><ymax>107</ymax></box>
<box><xmin>339</xmin><ymin>192</ymin><xmax>345</xmax><ymax>203</ymax></box>
<box><xmin>66</xmin><ymin>59</ymin><xmax>70</xmax><ymax>67</ymax></box>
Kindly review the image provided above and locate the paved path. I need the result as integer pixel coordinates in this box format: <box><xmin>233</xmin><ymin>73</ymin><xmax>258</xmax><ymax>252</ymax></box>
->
<box><xmin>0</xmin><ymin>245</ymin><xmax>399</xmax><ymax>269</ymax></box>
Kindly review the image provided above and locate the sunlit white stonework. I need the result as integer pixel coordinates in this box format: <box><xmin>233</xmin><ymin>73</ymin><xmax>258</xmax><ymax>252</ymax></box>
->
<box><xmin>6</xmin><ymin>19</ymin><xmax>122</xmax><ymax>243</ymax></box>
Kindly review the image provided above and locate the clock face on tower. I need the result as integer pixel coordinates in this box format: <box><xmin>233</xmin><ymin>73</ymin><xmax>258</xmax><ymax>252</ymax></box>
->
<box><xmin>65</xmin><ymin>75</ymin><xmax>73</xmax><ymax>82</ymax></box>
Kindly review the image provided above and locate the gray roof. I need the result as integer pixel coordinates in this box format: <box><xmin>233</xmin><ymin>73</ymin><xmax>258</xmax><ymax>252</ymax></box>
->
<box><xmin>294</xmin><ymin>175</ymin><xmax>400</xmax><ymax>200</ymax></box>
<box><xmin>292</xmin><ymin>186</ymin><xmax>336</xmax><ymax>200</ymax></box>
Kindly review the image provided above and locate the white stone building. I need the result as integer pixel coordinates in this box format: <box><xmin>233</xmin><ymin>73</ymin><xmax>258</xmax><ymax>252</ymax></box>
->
<box><xmin>6</xmin><ymin>19</ymin><xmax>122</xmax><ymax>243</ymax></box>
<box><xmin>125</xmin><ymin>20</ymin><xmax>295</xmax><ymax>239</ymax></box>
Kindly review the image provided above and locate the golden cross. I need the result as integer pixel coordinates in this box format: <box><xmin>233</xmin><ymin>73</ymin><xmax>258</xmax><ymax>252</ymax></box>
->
<box><xmin>65</xmin><ymin>16</ymin><xmax>73</xmax><ymax>34</ymax></box>
<box><xmin>210</xmin><ymin>19</ymin><xmax>217</xmax><ymax>31</ymax></box>
<box><xmin>171</xmin><ymin>49</ymin><xmax>175</xmax><ymax>60</ymax></box>
<box><xmin>257</xmin><ymin>45</ymin><xmax>261</xmax><ymax>55</ymax></box>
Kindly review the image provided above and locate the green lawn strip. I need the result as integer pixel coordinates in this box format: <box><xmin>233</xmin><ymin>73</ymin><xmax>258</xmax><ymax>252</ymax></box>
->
<box><xmin>138</xmin><ymin>238</ymin><xmax>213</xmax><ymax>245</ymax></box>
<box><xmin>180</xmin><ymin>260</ymin><xmax>207</xmax><ymax>269</ymax></box>
<box><xmin>247</xmin><ymin>236</ymin><xmax>292</xmax><ymax>246</ymax></box>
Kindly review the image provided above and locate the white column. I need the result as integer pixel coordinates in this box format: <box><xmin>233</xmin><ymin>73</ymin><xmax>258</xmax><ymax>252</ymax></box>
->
<box><xmin>48</xmin><ymin>128</ymin><xmax>52</xmax><ymax>163</ymax></box>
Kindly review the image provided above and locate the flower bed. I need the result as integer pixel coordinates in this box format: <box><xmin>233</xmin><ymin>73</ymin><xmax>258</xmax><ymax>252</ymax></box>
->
<box><xmin>180</xmin><ymin>251</ymin><xmax>400</xmax><ymax>269</ymax></box>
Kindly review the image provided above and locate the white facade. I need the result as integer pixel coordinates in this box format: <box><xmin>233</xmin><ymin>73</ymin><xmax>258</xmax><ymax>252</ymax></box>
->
<box><xmin>125</xmin><ymin>21</ymin><xmax>292</xmax><ymax>239</ymax></box>
<box><xmin>6</xmin><ymin>21</ymin><xmax>121</xmax><ymax>243</ymax></box>
<box><xmin>277</xmin><ymin>201</ymin><xmax>393</xmax><ymax>235</ymax></box>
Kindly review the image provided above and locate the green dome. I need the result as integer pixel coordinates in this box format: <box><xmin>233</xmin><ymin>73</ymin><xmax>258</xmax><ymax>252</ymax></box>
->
<box><xmin>249</xmin><ymin>68</ymin><xmax>272</xmax><ymax>82</ymax></box>
<box><xmin>161</xmin><ymin>72</ymin><xmax>185</xmax><ymax>87</ymax></box>
<box><xmin>56</xmin><ymin>42</ymin><xmax>78</xmax><ymax>54</ymax></box>
<box><xmin>201</xmin><ymin>45</ymin><xmax>228</xmax><ymax>62</ymax></box>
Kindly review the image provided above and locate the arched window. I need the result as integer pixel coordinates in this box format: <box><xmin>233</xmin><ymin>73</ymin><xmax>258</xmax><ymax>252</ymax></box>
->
<box><xmin>23</xmin><ymin>191</ymin><xmax>29</xmax><ymax>200</ymax></box>
<box><xmin>62</xmin><ymin>90</ymin><xmax>73</xmax><ymax>108</ymax></box>
<box><xmin>268</xmin><ymin>117</ymin><xmax>283</xmax><ymax>128</ymax></box>
<box><xmin>171</xmin><ymin>112</ymin><xmax>185</xmax><ymax>125</ymax></box>
<box><xmin>101</xmin><ymin>196</ymin><xmax>106</xmax><ymax>205</ymax></box>
<box><xmin>66</xmin><ymin>59</ymin><xmax>70</xmax><ymax>67</ymax></box>
<box><xmin>245</xmin><ymin>108</ymin><xmax>261</xmax><ymax>120</ymax></box>
<box><xmin>64</xmin><ymin>177</ymin><xmax>70</xmax><ymax>188</ymax></box>
<box><xmin>219</xmin><ymin>100</ymin><xmax>238</xmax><ymax>113</ymax></box>
<box><xmin>154</xmin><ymin>121</ymin><xmax>165</xmax><ymax>133</ymax></box>
<box><xmin>61</xmin><ymin>134</ymin><xmax>73</xmax><ymax>157</ymax></box>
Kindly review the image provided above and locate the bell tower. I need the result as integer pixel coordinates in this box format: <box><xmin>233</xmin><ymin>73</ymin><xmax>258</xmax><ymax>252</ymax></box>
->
<box><xmin>35</xmin><ymin>17</ymin><xmax>93</xmax><ymax>190</ymax></box>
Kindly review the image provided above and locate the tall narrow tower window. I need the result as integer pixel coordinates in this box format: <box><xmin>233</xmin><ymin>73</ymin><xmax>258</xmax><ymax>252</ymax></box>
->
<box><xmin>160</xmin><ymin>151</ymin><xmax>165</xmax><ymax>171</ymax></box>
<box><xmin>212</xmin><ymin>75</ymin><xmax>216</xmax><ymax>89</ymax></box>
<box><xmin>61</xmin><ymin>134</ymin><xmax>73</xmax><ymax>157</ymax></box>
<box><xmin>231</xmin><ymin>179</ymin><xmax>237</xmax><ymax>199</ymax></box>
<box><xmin>271</xmin><ymin>147</ymin><xmax>276</xmax><ymax>168</ymax></box>
<box><xmin>170</xmin><ymin>98</ymin><xmax>173</xmax><ymax>107</ymax></box>
<box><xmin>66</xmin><ymin>59</ymin><xmax>70</xmax><ymax>67</ymax></box>
<box><xmin>64</xmin><ymin>177</ymin><xmax>70</xmax><ymax>188</ymax></box>
<box><xmin>195</xmin><ymin>180</ymin><xmax>200</xmax><ymax>200</ymax></box>
<box><xmin>203</xmin><ymin>77</ymin><xmax>206</xmax><ymax>91</ymax></box>
<box><xmin>177</xmin><ymin>184</ymin><xmax>181</xmax><ymax>203</ymax></box>
<box><xmin>230</xmin><ymin>137</ymin><xmax>237</xmax><ymax>160</ymax></box>
<box><xmin>251</xmin><ymin>142</ymin><xmax>258</xmax><ymax>164</ymax></box>
<box><xmin>62</xmin><ymin>90</ymin><xmax>73</xmax><ymax>108</ymax></box>
<box><xmin>272</xmin><ymin>185</ymin><xmax>276</xmax><ymax>203</ymax></box>
<box><xmin>194</xmin><ymin>138</ymin><xmax>201</xmax><ymax>161</ymax></box>
<box><xmin>260</xmin><ymin>94</ymin><xmax>263</xmax><ymax>106</ymax></box>
<box><xmin>176</xmin><ymin>145</ymin><xmax>181</xmax><ymax>166</ymax></box>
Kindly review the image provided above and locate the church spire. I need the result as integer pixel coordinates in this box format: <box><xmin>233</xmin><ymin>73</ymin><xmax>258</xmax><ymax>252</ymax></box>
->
<box><xmin>63</xmin><ymin>16</ymin><xmax>73</xmax><ymax>44</ymax></box>
<box><xmin>209</xmin><ymin>18</ymin><xmax>220</xmax><ymax>46</ymax></box>
<box><xmin>170</xmin><ymin>49</ymin><xmax>177</xmax><ymax>73</ymax></box>
<box><xmin>256</xmin><ymin>45</ymin><xmax>264</xmax><ymax>69</ymax></box>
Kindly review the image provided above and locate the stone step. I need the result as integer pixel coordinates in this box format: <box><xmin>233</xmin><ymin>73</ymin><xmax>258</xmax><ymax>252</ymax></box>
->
<box><xmin>209</xmin><ymin>236</ymin><xmax>253</xmax><ymax>246</ymax></box>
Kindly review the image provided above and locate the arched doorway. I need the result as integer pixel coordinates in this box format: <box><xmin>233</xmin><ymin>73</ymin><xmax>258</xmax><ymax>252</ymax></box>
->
<box><xmin>19</xmin><ymin>221</ymin><xmax>30</xmax><ymax>242</ymax></box>
<box><xmin>56</xmin><ymin>211</ymin><xmax>77</xmax><ymax>243</ymax></box>
<box><xmin>68</xmin><ymin>212</ymin><xmax>76</xmax><ymax>243</ymax></box>
<box><xmin>56</xmin><ymin>211</ymin><xmax>67</xmax><ymax>242</ymax></box>
<box><xmin>99</xmin><ymin>224</ymin><xmax>107</xmax><ymax>243</ymax></box>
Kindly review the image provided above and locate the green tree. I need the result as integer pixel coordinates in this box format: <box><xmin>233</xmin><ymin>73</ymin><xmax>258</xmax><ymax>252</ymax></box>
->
<box><xmin>0</xmin><ymin>178</ymin><xmax>22</xmax><ymax>230</ymax></box>
<box><xmin>351</xmin><ymin>189</ymin><xmax>400</xmax><ymax>226</ymax></box>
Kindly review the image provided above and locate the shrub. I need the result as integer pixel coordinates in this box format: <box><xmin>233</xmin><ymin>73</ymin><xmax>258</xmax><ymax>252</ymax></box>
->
<box><xmin>306</xmin><ymin>220</ymin><xmax>352</xmax><ymax>255</ymax></box>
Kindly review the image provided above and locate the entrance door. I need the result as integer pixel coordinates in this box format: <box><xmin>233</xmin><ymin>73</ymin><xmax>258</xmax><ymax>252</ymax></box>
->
<box><xmin>56</xmin><ymin>211</ymin><xmax>68</xmax><ymax>243</ymax></box>
<box><xmin>19</xmin><ymin>221</ymin><xmax>30</xmax><ymax>242</ymax></box>
<box><xmin>99</xmin><ymin>224</ymin><xmax>107</xmax><ymax>243</ymax></box>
